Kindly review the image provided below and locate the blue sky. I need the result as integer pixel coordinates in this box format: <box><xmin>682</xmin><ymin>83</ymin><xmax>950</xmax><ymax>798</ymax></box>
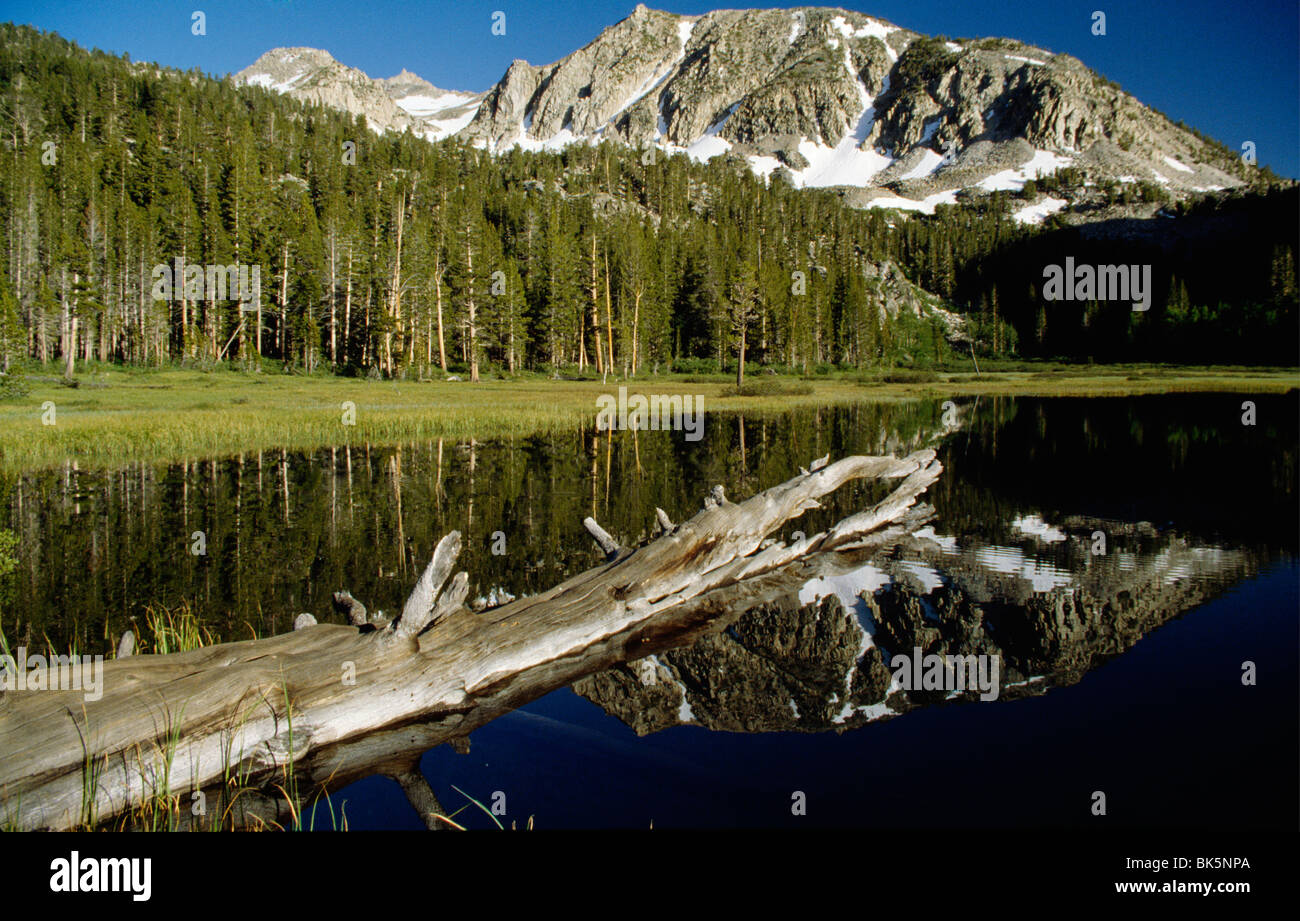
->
<box><xmin>2</xmin><ymin>0</ymin><xmax>1296</xmax><ymax>176</ymax></box>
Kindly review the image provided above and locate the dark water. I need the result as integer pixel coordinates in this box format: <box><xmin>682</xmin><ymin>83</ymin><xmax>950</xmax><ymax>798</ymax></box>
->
<box><xmin>3</xmin><ymin>393</ymin><xmax>1296</xmax><ymax>828</ymax></box>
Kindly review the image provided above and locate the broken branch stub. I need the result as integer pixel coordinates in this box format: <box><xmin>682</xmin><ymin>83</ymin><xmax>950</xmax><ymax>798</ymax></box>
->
<box><xmin>389</xmin><ymin>531</ymin><xmax>463</xmax><ymax>640</ymax></box>
<box><xmin>333</xmin><ymin>590</ymin><xmax>369</xmax><ymax>627</ymax></box>
<box><xmin>583</xmin><ymin>517</ymin><xmax>621</xmax><ymax>560</ymax></box>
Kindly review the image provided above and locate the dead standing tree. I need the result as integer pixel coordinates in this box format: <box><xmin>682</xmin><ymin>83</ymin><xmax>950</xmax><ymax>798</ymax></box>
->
<box><xmin>0</xmin><ymin>450</ymin><xmax>942</xmax><ymax>831</ymax></box>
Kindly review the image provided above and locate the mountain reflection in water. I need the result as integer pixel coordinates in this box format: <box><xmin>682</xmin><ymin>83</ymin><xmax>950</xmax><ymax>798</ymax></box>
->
<box><xmin>4</xmin><ymin>393</ymin><xmax>1295</xmax><ymax>828</ymax></box>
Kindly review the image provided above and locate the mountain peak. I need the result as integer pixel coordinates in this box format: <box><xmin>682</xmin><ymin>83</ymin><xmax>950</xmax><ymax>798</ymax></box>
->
<box><xmin>247</xmin><ymin>46</ymin><xmax>338</xmax><ymax>70</ymax></box>
<box><xmin>236</xmin><ymin>46</ymin><xmax>483</xmax><ymax>141</ymax></box>
<box><xmin>237</xmin><ymin>5</ymin><xmax>1264</xmax><ymax>221</ymax></box>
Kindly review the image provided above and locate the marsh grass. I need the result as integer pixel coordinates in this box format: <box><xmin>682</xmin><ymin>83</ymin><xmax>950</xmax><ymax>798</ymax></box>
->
<box><xmin>0</xmin><ymin>794</ymin><xmax>21</xmax><ymax>832</ymax></box>
<box><xmin>6</xmin><ymin>640</ymin><xmax>465</xmax><ymax>833</ymax></box>
<box><xmin>128</xmin><ymin>702</ymin><xmax>189</xmax><ymax>832</ymax></box>
<box><xmin>306</xmin><ymin>788</ymin><xmax>349</xmax><ymax>832</ymax></box>
<box><xmin>2</xmin><ymin>364</ymin><xmax>1292</xmax><ymax>473</ymax></box>
<box><xmin>71</xmin><ymin>704</ymin><xmax>107</xmax><ymax>830</ymax></box>
<box><xmin>875</xmin><ymin>369</ymin><xmax>941</xmax><ymax>383</ymax></box>
<box><xmin>0</xmin><ymin>613</ymin><xmax>333</xmax><ymax>832</ymax></box>
<box><xmin>141</xmin><ymin>601</ymin><xmax>213</xmax><ymax>654</ymax></box>
<box><xmin>90</xmin><ymin>684</ymin><xmax>349</xmax><ymax>832</ymax></box>
<box><xmin>449</xmin><ymin>784</ymin><xmax>504</xmax><ymax>830</ymax></box>
<box><xmin>275</xmin><ymin>678</ymin><xmax>304</xmax><ymax>832</ymax></box>
<box><xmin>431</xmin><ymin>785</ymin><xmax>534</xmax><ymax>830</ymax></box>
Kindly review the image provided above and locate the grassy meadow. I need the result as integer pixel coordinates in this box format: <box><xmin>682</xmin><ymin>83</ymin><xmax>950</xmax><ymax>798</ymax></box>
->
<box><xmin>0</xmin><ymin>361</ymin><xmax>1295</xmax><ymax>473</ymax></box>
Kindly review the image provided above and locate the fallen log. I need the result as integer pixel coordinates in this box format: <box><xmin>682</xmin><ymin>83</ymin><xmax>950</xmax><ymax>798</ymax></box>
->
<box><xmin>0</xmin><ymin>450</ymin><xmax>941</xmax><ymax>831</ymax></box>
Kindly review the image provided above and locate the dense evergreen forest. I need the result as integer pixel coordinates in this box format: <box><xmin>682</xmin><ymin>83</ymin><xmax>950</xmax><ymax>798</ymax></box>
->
<box><xmin>0</xmin><ymin>24</ymin><xmax>1295</xmax><ymax>381</ymax></box>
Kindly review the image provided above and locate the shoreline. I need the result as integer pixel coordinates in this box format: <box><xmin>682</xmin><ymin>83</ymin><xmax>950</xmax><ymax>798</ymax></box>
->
<box><xmin>0</xmin><ymin>365</ymin><xmax>1295</xmax><ymax>473</ymax></box>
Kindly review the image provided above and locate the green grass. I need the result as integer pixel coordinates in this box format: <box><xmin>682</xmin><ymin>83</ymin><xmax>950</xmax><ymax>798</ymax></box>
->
<box><xmin>71</xmin><ymin>705</ymin><xmax>108</xmax><ymax>830</ymax></box>
<box><xmin>449</xmin><ymin>784</ymin><xmax>505</xmax><ymax>830</ymax></box>
<box><xmin>0</xmin><ymin>362</ymin><xmax>1294</xmax><ymax>473</ymax></box>
<box><xmin>306</xmin><ymin>789</ymin><xmax>349</xmax><ymax>832</ymax></box>
<box><xmin>130</xmin><ymin>701</ymin><xmax>189</xmax><ymax>832</ymax></box>
<box><xmin>138</xmin><ymin>601</ymin><xmax>214</xmax><ymax>655</ymax></box>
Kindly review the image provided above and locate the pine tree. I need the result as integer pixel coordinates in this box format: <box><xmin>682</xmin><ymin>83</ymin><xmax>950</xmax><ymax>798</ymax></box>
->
<box><xmin>728</xmin><ymin>259</ymin><xmax>761</xmax><ymax>386</ymax></box>
<box><xmin>0</xmin><ymin>264</ymin><xmax>21</xmax><ymax>375</ymax></box>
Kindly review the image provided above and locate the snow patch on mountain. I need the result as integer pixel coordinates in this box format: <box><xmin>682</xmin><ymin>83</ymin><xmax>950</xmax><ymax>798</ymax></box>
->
<box><xmin>515</xmin><ymin>119</ymin><xmax>583</xmax><ymax>153</ymax></box>
<box><xmin>394</xmin><ymin>91</ymin><xmax>471</xmax><ymax>117</ymax></box>
<box><xmin>786</xmin><ymin>45</ymin><xmax>892</xmax><ymax>188</ymax></box>
<box><xmin>864</xmin><ymin>189</ymin><xmax>959</xmax><ymax>214</ymax></box>
<box><xmin>747</xmin><ymin>154</ymin><xmax>784</xmax><ymax>178</ymax></box>
<box><xmin>789</xmin><ymin>10</ymin><xmax>805</xmax><ymax>44</ymax></box>
<box><xmin>1012</xmin><ymin>196</ymin><xmax>1067</xmax><ymax>224</ymax></box>
<box><xmin>900</xmin><ymin>148</ymin><xmax>945</xmax><ymax>180</ymax></box>
<box><xmin>245</xmin><ymin>71</ymin><xmax>310</xmax><ymax>93</ymax></box>
<box><xmin>831</xmin><ymin>13</ymin><xmax>893</xmax><ymax>43</ymax></box>
<box><xmin>977</xmin><ymin>150</ymin><xmax>1073</xmax><ymax>192</ymax></box>
<box><xmin>684</xmin><ymin>103</ymin><xmax>738</xmax><ymax>162</ymax></box>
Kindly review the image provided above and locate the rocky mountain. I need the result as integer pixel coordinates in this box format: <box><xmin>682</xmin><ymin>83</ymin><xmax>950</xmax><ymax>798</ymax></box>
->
<box><xmin>235</xmin><ymin>48</ymin><xmax>482</xmax><ymax>141</ymax></box>
<box><xmin>236</xmin><ymin>5</ymin><xmax>1268</xmax><ymax>223</ymax></box>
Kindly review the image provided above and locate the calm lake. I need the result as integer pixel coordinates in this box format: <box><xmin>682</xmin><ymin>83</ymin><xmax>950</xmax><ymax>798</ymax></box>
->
<box><xmin>3</xmin><ymin>393</ymin><xmax>1296</xmax><ymax>828</ymax></box>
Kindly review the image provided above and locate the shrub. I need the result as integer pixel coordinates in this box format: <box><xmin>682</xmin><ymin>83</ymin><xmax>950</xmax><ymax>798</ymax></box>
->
<box><xmin>0</xmin><ymin>370</ymin><xmax>28</xmax><ymax>400</ymax></box>
<box><xmin>877</xmin><ymin>369</ymin><xmax>940</xmax><ymax>383</ymax></box>
<box><xmin>671</xmin><ymin>356</ymin><xmax>719</xmax><ymax>375</ymax></box>
<box><xmin>719</xmin><ymin>380</ymin><xmax>815</xmax><ymax>397</ymax></box>
<box><xmin>895</xmin><ymin>36</ymin><xmax>960</xmax><ymax>87</ymax></box>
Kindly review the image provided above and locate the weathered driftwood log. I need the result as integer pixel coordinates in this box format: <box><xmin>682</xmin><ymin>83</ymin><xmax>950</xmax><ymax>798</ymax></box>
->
<box><xmin>0</xmin><ymin>450</ymin><xmax>941</xmax><ymax>831</ymax></box>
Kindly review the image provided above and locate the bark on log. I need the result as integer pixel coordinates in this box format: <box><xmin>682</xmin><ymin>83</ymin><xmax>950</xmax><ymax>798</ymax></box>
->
<box><xmin>0</xmin><ymin>450</ymin><xmax>941</xmax><ymax>831</ymax></box>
